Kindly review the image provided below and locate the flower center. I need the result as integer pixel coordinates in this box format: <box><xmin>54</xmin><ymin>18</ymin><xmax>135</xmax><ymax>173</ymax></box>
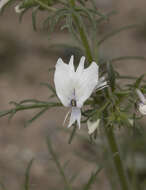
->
<box><xmin>71</xmin><ymin>99</ymin><xmax>76</xmax><ymax>107</ymax></box>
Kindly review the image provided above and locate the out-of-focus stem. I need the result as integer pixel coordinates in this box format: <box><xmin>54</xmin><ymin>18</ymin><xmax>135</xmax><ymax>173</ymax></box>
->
<box><xmin>69</xmin><ymin>0</ymin><xmax>93</xmax><ymax>62</ymax></box>
<box><xmin>68</xmin><ymin>122</ymin><xmax>77</xmax><ymax>144</ymax></box>
<box><xmin>47</xmin><ymin>138</ymin><xmax>72</xmax><ymax>190</ymax></box>
<box><xmin>105</xmin><ymin>126</ymin><xmax>130</xmax><ymax>190</ymax></box>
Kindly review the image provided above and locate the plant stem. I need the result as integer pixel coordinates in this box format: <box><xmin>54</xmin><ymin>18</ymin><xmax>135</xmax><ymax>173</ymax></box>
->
<box><xmin>24</xmin><ymin>159</ymin><xmax>34</xmax><ymax>190</ymax></box>
<box><xmin>47</xmin><ymin>138</ymin><xmax>72</xmax><ymax>190</ymax></box>
<box><xmin>104</xmin><ymin>126</ymin><xmax>130</xmax><ymax>190</ymax></box>
<box><xmin>0</xmin><ymin>102</ymin><xmax>62</xmax><ymax>118</ymax></box>
<box><xmin>69</xmin><ymin>0</ymin><xmax>93</xmax><ymax>62</ymax></box>
<box><xmin>68</xmin><ymin>122</ymin><xmax>77</xmax><ymax>144</ymax></box>
<box><xmin>68</xmin><ymin>2</ymin><xmax>129</xmax><ymax>189</ymax></box>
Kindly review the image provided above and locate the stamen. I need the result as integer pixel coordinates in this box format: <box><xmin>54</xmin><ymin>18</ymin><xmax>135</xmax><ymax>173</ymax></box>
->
<box><xmin>71</xmin><ymin>99</ymin><xmax>76</xmax><ymax>107</ymax></box>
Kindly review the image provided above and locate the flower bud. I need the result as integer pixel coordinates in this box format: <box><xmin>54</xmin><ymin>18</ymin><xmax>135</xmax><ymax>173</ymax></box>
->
<box><xmin>87</xmin><ymin>119</ymin><xmax>100</xmax><ymax>135</ymax></box>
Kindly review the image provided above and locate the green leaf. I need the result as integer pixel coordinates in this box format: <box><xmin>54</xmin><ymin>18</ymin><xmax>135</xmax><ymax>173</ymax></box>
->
<box><xmin>40</xmin><ymin>82</ymin><xmax>56</xmax><ymax>95</ymax></box>
<box><xmin>48</xmin><ymin>8</ymin><xmax>69</xmax><ymax>34</ymax></box>
<box><xmin>75</xmin><ymin>6</ymin><xmax>96</xmax><ymax>29</ymax></box>
<box><xmin>77</xmin><ymin>0</ymin><xmax>85</xmax><ymax>6</ymax></box>
<box><xmin>8</xmin><ymin>109</ymin><xmax>16</xmax><ymax>121</ymax></box>
<box><xmin>109</xmin><ymin>55</ymin><xmax>146</xmax><ymax>63</ymax></box>
<box><xmin>0</xmin><ymin>180</ymin><xmax>7</xmax><ymax>190</ymax></box>
<box><xmin>89</xmin><ymin>0</ymin><xmax>108</xmax><ymax>19</ymax></box>
<box><xmin>134</xmin><ymin>74</ymin><xmax>145</xmax><ymax>88</ymax></box>
<box><xmin>83</xmin><ymin>167</ymin><xmax>102</xmax><ymax>190</ymax></box>
<box><xmin>91</xmin><ymin>101</ymin><xmax>110</xmax><ymax>121</ymax></box>
<box><xmin>69</xmin><ymin>172</ymin><xmax>79</xmax><ymax>183</ymax></box>
<box><xmin>90</xmin><ymin>0</ymin><xmax>97</xmax><ymax>11</ymax></box>
<box><xmin>32</xmin><ymin>6</ymin><xmax>39</xmax><ymax>31</ymax></box>
<box><xmin>19</xmin><ymin>99</ymin><xmax>47</xmax><ymax>104</ymax></box>
<box><xmin>96</xmin><ymin>10</ymin><xmax>117</xmax><ymax>24</ymax></box>
<box><xmin>21</xmin><ymin>0</ymin><xmax>37</xmax><ymax>9</ymax></box>
<box><xmin>0</xmin><ymin>110</ymin><xmax>12</xmax><ymax>117</ymax></box>
<box><xmin>42</xmin><ymin>15</ymin><xmax>52</xmax><ymax>30</ymax></box>
<box><xmin>24</xmin><ymin>159</ymin><xmax>34</xmax><ymax>190</ymax></box>
<box><xmin>19</xmin><ymin>8</ymin><xmax>30</xmax><ymax>23</ymax></box>
<box><xmin>47</xmin><ymin>138</ymin><xmax>72</xmax><ymax>190</ymax></box>
<box><xmin>63</xmin><ymin>160</ymin><xmax>70</xmax><ymax>170</ymax></box>
<box><xmin>0</xmin><ymin>101</ymin><xmax>61</xmax><ymax>119</ymax></box>
<box><xmin>24</xmin><ymin>107</ymin><xmax>49</xmax><ymax>128</ymax></box>
<box><xmin>107</xmin><ymin>62</ymin><xmax>115</xmax><ymax>91</ymax></box>
<box><xmin>66</xmin><ymin>14</ymin><xmax>81</xmax><ymax>43</ymax></box>
<box><xmin>98</xmin><ymin>24</ymin><xmax>139</xmax><ymax>45</ymax></box>
<box><xmin>100</xmin><ymin>56</ymin><xmax>146</xmax><ymax>66</ymax></box>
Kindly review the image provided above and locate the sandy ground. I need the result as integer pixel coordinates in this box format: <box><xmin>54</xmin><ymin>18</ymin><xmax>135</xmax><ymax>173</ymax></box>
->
<box><xmin>0</xmin><ymin>0</ymin><xmax>146</xmax><ymax>189</ymax></box>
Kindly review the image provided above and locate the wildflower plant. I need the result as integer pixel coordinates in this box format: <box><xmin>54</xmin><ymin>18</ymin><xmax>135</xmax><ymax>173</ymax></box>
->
<box><xmin>0</xmin><ymin>0</ymin><xmax>146</xmax><ymax>190</ymax></box>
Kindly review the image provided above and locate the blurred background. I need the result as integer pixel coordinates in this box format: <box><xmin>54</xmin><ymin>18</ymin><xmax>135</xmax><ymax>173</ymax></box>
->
<box><xmin>0</xmin><ymin>0</ymin><xmax>146</xmax><ymax>189</ymax></box>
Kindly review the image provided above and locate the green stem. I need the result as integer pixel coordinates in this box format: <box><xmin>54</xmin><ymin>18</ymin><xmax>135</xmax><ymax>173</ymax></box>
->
<box><xmin>105</xmin><ymin>126</ymin><xmax>130</xmax><ymax>190</ymax></box>
<box><xmin>24</xmin><ymin>159</ymin><xmax>34</xmax><ymax>190</ymax></box>
<box><xmin>34</xmin><ymin>0</ymin><xmax>56</xmax><ymax>11</ymax></box>
<box><xmin>69</xmin><ymin>0</ymin><xmax>93</xmax><ymax>62</ymax></box>
<box><xmin>68</xmin><ymin>122</ymin><xmax>77</xmax><ymax>144</ymax></box>
<box><xmin>0</xmin><ymin>102</ymin><xmax>61</xmax><ymax>118</ymax></box>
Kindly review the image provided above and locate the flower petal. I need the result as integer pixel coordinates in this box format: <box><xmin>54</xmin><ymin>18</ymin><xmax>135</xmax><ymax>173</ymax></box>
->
<box><xmin>76</xmin><ymin>56</ymin><xmax>85</xmax><ymax>74</ymax></box>
<box><xmin>54</xmin><ymin>57</ymin><xmax>75</xmax><ymax>107</ymax></box>
<box><xmin>68</xmin><ymin>107</ymin><xmax>81</xmax><ymax>128</ymax></box>
<box><xmin>0</xmin><ymin>0</ymin><xmax>9</xmax><ymax>10</ymax></box>
<box><xmin>75</xmin><ymin>62</ymin><xmax>99</xmax><ymax>108</ymax></box>
<box><xmin>139</xmin><ymin>103</ymin><xmax>146</xmax><ymax>115</ymax></box>
<box><xmin>69</xmin><ymin>55</ymin><xmax>75</xmax><ymax>72</ymax></box>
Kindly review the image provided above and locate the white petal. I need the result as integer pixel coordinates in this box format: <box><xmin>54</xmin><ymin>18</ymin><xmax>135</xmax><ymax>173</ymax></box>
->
<box><xmin>69</xmin><ymin>55</ymin><xmax>75</xmax><ymax>72</ymax></box>
<box><xmin>87</xmin><ymin>119</ymin><xmax>100</xmax><ymax>135</ymax></box>
<box><xmin>68</xmin><ymin>107</ymin><xmax>81</xmax><ymax>128</ymax></box>
<box><xmin>0</xmin><ymin>0</ymin><xmax>9</xmax><ymax>9</ymax></box>
<box><xmin>76</xmin><ymin>56</ymin><xmax>85</xmax><ymax>74</ymax></box>
<box><xmin>139</xmin><ymin>103</ymin><xmax>146</xmax><ymax>115</ymax></box>
<box><xmin>75</xmin><ymin>62</ymin><xmax>99</xmax><ymax>108</ymax></box>
<box><xmin>54</xmin><ymin>58</ymin><xmax>75</xmax><ymax>107</ymax></box>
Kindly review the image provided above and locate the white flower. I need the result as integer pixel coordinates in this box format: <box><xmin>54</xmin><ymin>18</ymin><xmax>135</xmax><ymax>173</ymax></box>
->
<box><xmin>87</xmin><ymin>119</ymin><xmax>100</xmax><ymax>135</ymax></box>
<box><xmin>0</xmin><ymin>0</ymin><xmax>9</xmax><ymax>10</ymax></box>
<box><xmin>54</xmin><ymin>55</ymin><xmax>107</xmax><ymax>128</ymax></box>
<box><xmin>136</xmin><ymin>89</ymin><xmax>146</xmax><ymax>115</ymax></box>
<box><xmin>15</xmin><ymin>3</ymin><xmax>25</xmax><ymax>13</ymax></box>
